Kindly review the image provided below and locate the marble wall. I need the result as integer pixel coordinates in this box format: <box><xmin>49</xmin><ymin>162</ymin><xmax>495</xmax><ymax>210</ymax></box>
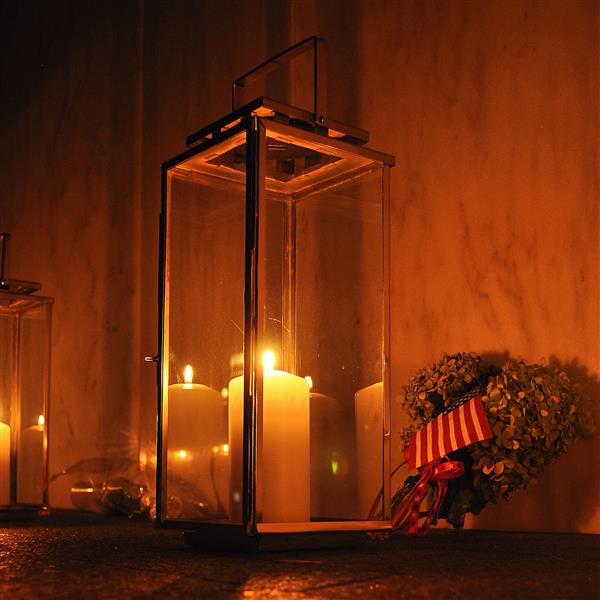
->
<box><xmin>349</xmin><ymin>0</ymin><xmax>600</xmax><ymax>533</ymax></box>
<box><xmin>0</xmin><ymin>0</ymin><xmax>597</xmax><ymax>531</ymax></box>
<box><xmin>0</xmin><ymin>1</ymin><xmax>143</xmax><ymax>506</ymax></box>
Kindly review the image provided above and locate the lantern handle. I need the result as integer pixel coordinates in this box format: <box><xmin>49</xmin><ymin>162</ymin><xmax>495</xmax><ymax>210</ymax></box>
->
<box><xmin>232</xmin><ymin>36</ymin><xmax>327</xmax><ymax>126</ymax></box>
<box><xmin>0</xmin><ymin>232</ymin><xmax>9</xmax><ymax>287</ymax></box>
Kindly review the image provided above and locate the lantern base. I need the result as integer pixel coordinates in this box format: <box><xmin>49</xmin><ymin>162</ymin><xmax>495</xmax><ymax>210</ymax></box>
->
<box><xmin>183</xmin><ymin>529</ymin><xmax>374</xmax><ymax>552</ymax></box>
<box><xmin>0</xmin><ymin>505</ymin><xmax>50</xmax><ymax>521</ymax></box>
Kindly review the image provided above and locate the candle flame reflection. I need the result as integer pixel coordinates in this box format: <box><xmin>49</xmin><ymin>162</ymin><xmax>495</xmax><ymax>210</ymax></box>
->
<box><xmin>305</xmin><ymin>376</ymin><xmax>313</xmax><ymax>390</ymax></box>
<box><xmin>331</xmin><ymin>451</ymin><xmax>339</xmax><ymax>476</ymax></box>
<box><xmin>212</xmin><ymin>443</ymin><xmax>230</xmax><ymax>456</ymax></box>
<box><xmin>37</xmin><ymin>415</ymin><xmax>45</xmax><ymax>427</ymax></box>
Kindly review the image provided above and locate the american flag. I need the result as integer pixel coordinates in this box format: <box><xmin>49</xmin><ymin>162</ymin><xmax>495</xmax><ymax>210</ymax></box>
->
<box><xmin>406</xmin><ymin>395</ymin><xmax>493</xmax><ymax>469</ymax></box>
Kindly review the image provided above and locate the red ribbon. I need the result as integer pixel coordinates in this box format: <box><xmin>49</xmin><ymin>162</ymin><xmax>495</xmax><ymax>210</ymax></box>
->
<box><xmin>392</xmin><ymin>459</ymin><xmax>464</xmax><ymax>536</ymax></box>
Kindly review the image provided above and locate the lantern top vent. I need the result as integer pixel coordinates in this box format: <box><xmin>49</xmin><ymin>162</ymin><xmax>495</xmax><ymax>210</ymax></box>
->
<box><xmin>0</xmin><ymin>233</ymin><xmax>42</xmax><ymax>297</ymax></box>
<box><xmin>186</xmin><ymin>96</ymin><xmax>371</xmax><ymax>149</ymax></box>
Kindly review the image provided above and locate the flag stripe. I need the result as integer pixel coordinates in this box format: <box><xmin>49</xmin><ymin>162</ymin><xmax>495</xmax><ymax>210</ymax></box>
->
<box><xmin>438</xmin><ymin>415</ymin><xmax>447</xmax><ymax>458</ymax></box>
<box><xmin>441</xmin><ymin>415</ymin><xmax>452</xmax><ymax>456</ymax></box>
<box><xmin>414</xmin><ymin>427</ymin><xmax>421</xmax><ymax>469</ymax></box>
<box><xmin>469</xmin><ymin>398</ymin><xmax>484</xmax><ymax>441</ymax></box>
<box><xmin>464</xmin><ymin>401</ymin><xmax>478</xmax><ymax>444</ymax></box>
<box><xmin>474</xmin><ymin>396</ymin><xmax>493</xmax><ymax>438</ymax></box>
<box><xmin>455</xmin><ymin>406</ymin><xmax>471</xmax><ymax>446</ymax></box>
<box><xmin>454</xmin><ymin>406</ymin><xmax>466</xmax><ymax>448</ymax></box>
<box><xmin>458</xmin><ymin>404</ymin><xmax>471</xmax><ymax>446</ymax></box>
<box><xmin>429</xmin><ymin>418</ymin><xmax>438</xmax><ymax>463</ymax></box>
<box><xmin>449</xmin><ymin>410</ymin><xmax>458</xmax><ymax>450</ymax></box>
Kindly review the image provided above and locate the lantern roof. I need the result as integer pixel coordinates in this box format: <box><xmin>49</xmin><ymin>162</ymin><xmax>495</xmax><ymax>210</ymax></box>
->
<box><xmin>186</xmin><ymin>96</ymin><xmax>373</xmax><ymax>150</ymax></box>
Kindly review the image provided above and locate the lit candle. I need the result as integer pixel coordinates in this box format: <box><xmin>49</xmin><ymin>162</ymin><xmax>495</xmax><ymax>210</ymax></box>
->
<box><xmin>0</xmin><ymin>421</ymin><xmax>10</xmax><ymax>505</ymax></box>
<box><xmin>168</xmin><ymin>364</ymin><xmax>228</xmax><ymax>517</ymax></box>
<box><xmin>19</xmin><ymin>414</ymin><xmax>45</xmax><ymax>504</ymax></box>
<box><xmin>229</xmin><ymin>351</ymin><xmax>310</xmax><ymax>523</ymax></box>
<box><xmin>355</xmin><ymin>382</ymin><xmax>383</xmax><ymax>518</ymax></box>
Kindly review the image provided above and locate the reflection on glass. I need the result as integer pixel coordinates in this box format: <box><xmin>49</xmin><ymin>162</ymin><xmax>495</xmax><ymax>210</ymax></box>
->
<box><xmin>165</xmin><ymin>154</ymin><xmax>245</xmax><ymax>522</ymax></box>
<box><xmin>355</xmin><ymin>382</ymin><xmax>383</xmax><ymax>517</ymax></box>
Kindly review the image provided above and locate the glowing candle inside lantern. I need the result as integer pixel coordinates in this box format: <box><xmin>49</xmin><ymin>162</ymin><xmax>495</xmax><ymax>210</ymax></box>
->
<box><xmin>168</xmin><ymin>363</ymin><xmax>228</xmax><ymax>518</ymax></box>
<box><xmin>19</xmin><ymin>414</ymin><xmax>45</xmax><ymax>504</ymax></box>
<box><xmin>22</xmin><ymin>414</ymin><xmax>45</xmax><ymax>433</ymax></box>
<box><xmin>228</xmin><ymin>350</ymin><xmax>310</xmax><ymax>523</ymax></box>
<box><xmin>355</xmin><ymin>382</ymin><xmax>383</xmax><ymax>518</ymax></box>
<box><xmin>0</xmin><ymin>421</ymin><xmax>10</xmax><ymax>505</ymax></box>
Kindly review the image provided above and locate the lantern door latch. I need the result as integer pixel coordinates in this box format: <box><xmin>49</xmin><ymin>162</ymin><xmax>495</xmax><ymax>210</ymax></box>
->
<box><xmin>144</xmin><ymin>355</ymin><xmax>159</xmax><ymax>363</ymax></box>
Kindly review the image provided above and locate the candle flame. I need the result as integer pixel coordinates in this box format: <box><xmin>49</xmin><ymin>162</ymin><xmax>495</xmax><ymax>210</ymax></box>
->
<box><xmin>37</xmin><ymin>415</ymin><xmax>45</xmax><ymax>427</ymax></box>
<box><xmin>177</xmin><ymin>449</ymin><xmax>188</xmax><ymax>459</ymax></box>
<box><xmin>305</xmin><ymin>376</ymin><xmax>313</xmax><ymax>390</ymax></box>
<box><xmin>183</xmin><ymin>364</ymin><xmax>193</xmax><ymax>386</ymax></box>
<box><xmin>263</xmin><ymin>350</ymin><xmax>275</xmax><ymax>373</ymax></box>
<box><xmin>331</xmin><ymin>451</ymin><xmax>339</xmax><ymax>476</ymax></box>
<box><xmin>212</xmin><ymin>443</ymin><xmax>230</xmax><ymax>456</ymax></box>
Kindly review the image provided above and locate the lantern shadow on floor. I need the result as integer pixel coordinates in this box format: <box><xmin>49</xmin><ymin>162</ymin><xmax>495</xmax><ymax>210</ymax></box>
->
<box><xmin>0</xmin><ymin>512</ymin><xmax>598</xmax><ymax>598</ymax></box>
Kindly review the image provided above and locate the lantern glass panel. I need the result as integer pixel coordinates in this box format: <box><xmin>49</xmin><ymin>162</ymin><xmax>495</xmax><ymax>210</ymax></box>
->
<box><xmin>17</xmin><ymin>303</ymin><xmax>49</xmax><ymax>504</ymax></box>
<box><xmin>163</xmin><ymin>131</ymin><xmax>246</xmax><ymax>524</ymax></box>
<box><xmin>253</xmin><ymin>121</ymin><xmax>389</xmax><ymax>528</ymax></box>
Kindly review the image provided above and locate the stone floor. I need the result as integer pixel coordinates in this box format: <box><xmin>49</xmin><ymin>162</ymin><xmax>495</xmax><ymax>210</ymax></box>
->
<box><xmin>0</xmin><ymin>511</ymin><xmax>599</xmax><ymax>599</ymax></box>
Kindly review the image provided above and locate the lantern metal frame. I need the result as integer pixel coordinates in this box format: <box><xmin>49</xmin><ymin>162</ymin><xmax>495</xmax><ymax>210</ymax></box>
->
<box><xmin>154</xmin><ymin>38</ymin><xmax>395</xmax><ymax>551</ymax></box>
<box><xmin>0</xmin><ymin>234</ymin><xmax>52</xmax><ymax>519</ymax></box>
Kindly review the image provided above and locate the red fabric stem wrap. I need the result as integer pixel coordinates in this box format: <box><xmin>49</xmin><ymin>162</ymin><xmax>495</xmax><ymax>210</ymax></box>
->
<box><xmin>392</xmin><ymin>459</ymin><xmax>464</xmax><ymax>536</ymax></box>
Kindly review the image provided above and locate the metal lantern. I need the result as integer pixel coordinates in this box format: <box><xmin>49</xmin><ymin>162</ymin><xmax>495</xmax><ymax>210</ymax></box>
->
<box><xmin>154</xmin><ymin>38</ymin><xmax>395</xmax><ymax>550</ymax></box>
<box><xmin>0</xmin><ymin>233</ymin><xmax>51</xmax><ymax>518</ymax></box>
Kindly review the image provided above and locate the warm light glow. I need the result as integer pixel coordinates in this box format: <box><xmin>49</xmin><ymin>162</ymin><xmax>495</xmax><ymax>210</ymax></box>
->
<box><xmin>37</xmin><ymin>415</ymin><xmax>45</xmax><ymax>427</ymax></box>
<box><xmin>263</xmin><ymin>350</ymin><xmax>275</xmax><ymax>373</ymax></box>
<box><xmin>305</xmin><ymin>376</ymin><xmax>313</xmax><ymax>390</ymax></box>
<box><xmin>177</xmin><ymin>449</ymin><xmax>188</xmax><ymax>459</ymax></box>
<box><xmin>184</xmin><ymin>364</ymin><xmax>193</xmax><ymax>385</ymax></box>
<box><xmin>221</xmin><ymin>387</ymin><xmax>228</xmax><ymax>399</ymax></box>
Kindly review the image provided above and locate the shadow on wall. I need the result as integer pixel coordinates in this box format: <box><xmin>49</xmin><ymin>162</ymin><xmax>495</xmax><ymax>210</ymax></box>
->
<box><xmin>463</xmin><ymin>351</ymin><xmax>600</xmax><ymax>533</ymax></box>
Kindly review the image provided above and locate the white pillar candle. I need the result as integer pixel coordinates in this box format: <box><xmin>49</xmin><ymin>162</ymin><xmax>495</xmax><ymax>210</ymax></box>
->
<box><xmin>355</xmin><ymin>382</ymin><xmax>383</xmax><ymax>518</ymax></box>
<box><xmin>0</xmin><ymin>421</ymin><xmax>10</xmax><ymax>506</ymax></box>
<box><xmin>18</xmin><ymin>415</ymin><xmax>45</xmax><ymax>504</ymax></box>
<box><xmin>168</xmin><ymin>365</ymin><xmax>228</xmax><ymax>517</ymax></box>
<box><xmin>229</xmin><ymin>351</ymin><xmax>310</xmax><ymax>523</ymax></box>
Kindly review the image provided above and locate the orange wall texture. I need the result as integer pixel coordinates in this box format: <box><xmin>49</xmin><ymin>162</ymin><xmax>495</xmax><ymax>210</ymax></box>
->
<box><xmin>0</xmin><ymin>0</ymin><xmax>598</xmax><ymax>532</ymax></box>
